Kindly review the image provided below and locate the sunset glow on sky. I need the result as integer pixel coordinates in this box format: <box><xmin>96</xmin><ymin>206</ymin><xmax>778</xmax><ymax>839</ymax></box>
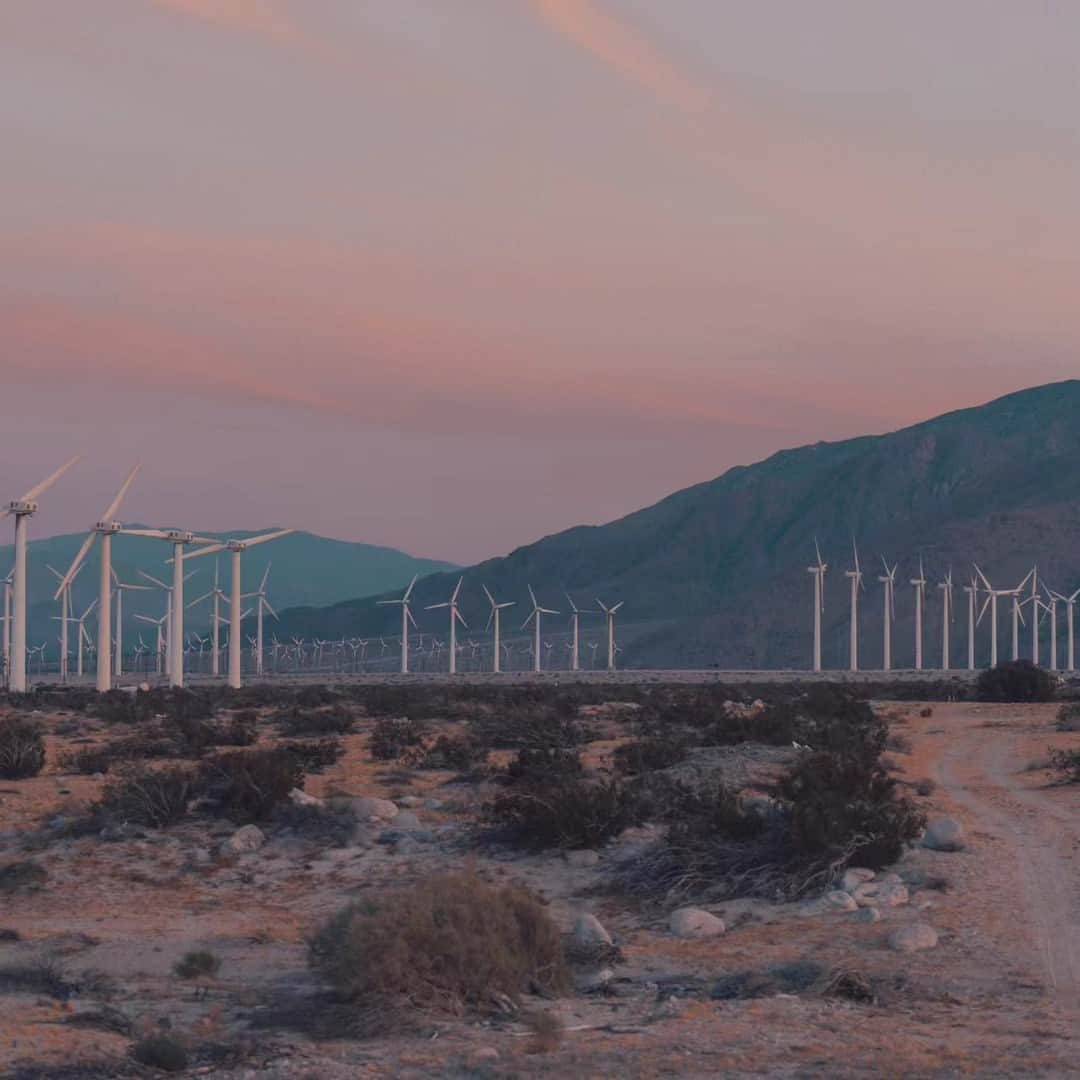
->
<box><xmin>3</xmin><ymin>2</ymin><xmax>1078</xmax><ymax>561</ymax></box>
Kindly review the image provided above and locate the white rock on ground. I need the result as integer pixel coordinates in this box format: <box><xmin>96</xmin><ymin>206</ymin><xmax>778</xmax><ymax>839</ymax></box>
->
<box><xmin>922</xmin><ymin>817</ymin><xmax>966</xmax><ymax>852</ymax></box>
<box><xmin>288</xmin><ymin>788</ymin><xmax>322</xmax><ymax>808</ymax></box>
<box><xmin>353</xmin><ymin>797</ymin><xmax>399</xmax><ymax>822</ymax></box>
<box><xmin>392</xmin><ymin>810</ymin><xmax>422</xmax><ymax>830</ymax></box>
<box><xmin>889</xmin><ymin>923</ymin><xmax>939</xmax><ymax>952</ymax></box>
<box><xmin>669</xmin><ymin>907</ymin><xmax>726</xmax><ymax>939</ymax></box>
<box><xmin>573</xmin><ymin>913</ymin><xmax>613</xmax><ymax>948</ymax></box>
<box><xmin>841</xmin><ymin>868</ymin><xmax>876</xmax><ymax>892</ymax></box>
<box><xmin>853</xmin><ymin>906</ymin><xmax>882</xmax><ymax>924</ymax></box>
<box><xmin>566</xmin><ymin>849</ymin><xmax>601</xmax><ymax>868</ymax></box>
<box><xmin>852</xmin><ymin>881</ymin><xmax>909</xmax><ymax>908</ymax></box>
<box><xmin>223</xmin><ymin>824</ymin><xmax>266</xmax><ymax>854</ymax></box>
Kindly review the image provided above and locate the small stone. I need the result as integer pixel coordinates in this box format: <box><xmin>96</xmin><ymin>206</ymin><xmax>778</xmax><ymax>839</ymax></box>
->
<box><xmin>841</xmin><ymin>868</ymin><xmax>876</xmax><ymax>892</ymax></box>
<box><xmin>823</xmin><ymin>890</ymin><xmax>859</xmax><ymax>912</ymax></box>
<box><xmin>575</xmin><ymin>967</ymin><xmax>614</xmax><ymax>992</ymax></box>
<box><xmin>467</xmin><ymin>1047</ymin><xmax>500</xmax><ymax>1066</ymax></box>
<box><xmin>852</xmin><ymin>881</ymin><xmax>909</xmax><ymax>908</ymax></box>
<box><xmin>566</xmin><ymin>849</ymin><xmax>600</xmax><ymax>868</ymax></box>
<box><xmin>288</xmin><ymin>788</ymin><xmax>322</xmax><ymax>808</ymax></box>
<box><xmin>353</xmin><ymin>797</ymin><xmax>399</xmax><ymax>822</ymax></box>
<box><xmin>889</xmin><ymin>923</ymin><xmax>938</xmax><ymax>952</ymax></box>
<box><xmin>923</xmin><ymin>817</ymin><xmax>965</xmax><ymax>852</ymax></box>
<box><xmin>669</xmin><ymin>907</ymin><xmax>726</xmax><ymax>939</ymax></box>
<box><xmin>573</xmin><ymin>913</ymin><xmax>612</xmax><ymax>948</ymax></box>
<box><xmin>393</xmin><ymin>836</ymin><xmax>421</xmax><ymax>856</ymax></box>
<box><xmin>392</xmin><ymin>810</ymin><xmax>422</xmax><ymax>830</ymax></box>
<box><xmin>853</xmin><ymin>906</ymin><xmax>882</xmax><ymax>923</ymax></box>
<box><xmin>223</xmin><ymin>825</ymin><xmax>266</xmax><ymax>854</ymax></box>
<box><xmin>422</xmin><ymin>797</ymin><xmax>444</xmax><ymax>811</ymax></box>
<box><xmin>398</xmin><ymin>795</ymin><xmax>424</xmax><ymax>808</ymax></box>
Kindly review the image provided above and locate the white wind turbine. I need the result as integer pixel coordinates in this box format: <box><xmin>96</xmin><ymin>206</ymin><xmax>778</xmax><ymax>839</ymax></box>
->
<box><xmin>111</xmin><ymin>569</ymin><xmax>153</xmax><ymax>679</ymax></box>
<box><xmin>878</xmin><ymin>557</ymin><xmax>897</xmax><ymax>671</ymax></box>
<box><xmin>426</xmin><ymin>578</ymin><xmax>467</xmax><ymax>675</ymax></box>
<box><xmin>937</xmin><ymin>568</ymin><xmax>954</xmax><ymax>671</ymax></box>
<box><xmin>910</xmin><ymin>557</ymin><xmax>927</xmax><ymax>671</ymax></box>
<box><xmin>52</xmin><ymin>465</ymin><xmax>141</xmax><ymax>692</ymax></box>
<box><xmin>565</xmin><ymin>594</ymin><xmax>587</xmax><ymax>672</ymax></box>
<box><xmin>1048</xmin><ymin>586</ymin><xmax>1080</xmax><ymax>672</ymax></box>
<box><xmin>187</xmin><ymin>559</ymin><xmax>226</xmax><ymax>677</ymax></box>
<box><xmin>521</xmin><ymin>586</ymin><xmax>558</xmax><ymax>673</ymax></box>
<box><xmin>1008</xmin><ymin>568</ymin><xmax>1035</xmax><ymax>662</ymax></box>
<box><xmin>2</xmin><ymin>457</ymin><xmax>81</xmax><ymax>691</ymax></box>
<box><xmin>378</xmin><ymin>575</ymin><xmax>419</xmax><ymax>674</ymax></box>
<box><xmin>963</xmin><ymin>573</ymin><xmax>979</xmax><ymax>670</ymax></box>
<box><xmin>807</xmin><ymin>540</ymin><xmax>827</xmax><ymax>672</ymax></box>
<box><xmin>46</xmin><ymin>561</ymin><xmax>83</xmax><ymax>683</ymax></box>
<box><xmin>2</xmin><ymin>568</ymin><xmax>12</xmax><ymax>687</ymax></box>
<box><xmin>596</xmin><ymin>597</ymin><xmax>624</xmax><ymax>671</ymax></box>
<box><xmin>134</xmin><ymin>611</ymin><xmax>169</xmax><ymax>675</ymax></box>
<box><xmin>844</xmin><ymin>539</ymin><xmax>864</xmax><ymax>672</ymax></box>
<box><xmin>975</xmin><ymin>565</ymin><xmax>1014</xmax><ymax>669</ymax></box>
<box><xmin>1041</xmin><ymin>584</ymin><xmax>1059</xmax><ymax>671</ymax></box>
<box><xmin>482</xmin><ymin>585</ymin><xmax>515</xmax><ymax>673</ymax></box>
<box><xmin>1029</xmin><ymin>566</ymin><xmax>1041</xmax><ymax>666</ymax></box>
<box><xmin>73</xmin><ymin>597</ymin><xmax>98</xmax><ymax>679</ymax></box>
<box><xmin>180</xmin><ymin>531</ymin><xmax>294</xmax><ymax>688</ymax></box>
<box><xmin>245</xmin><ymin>562</ymin><xmax>278</xmax><ymax>678</ymax></box>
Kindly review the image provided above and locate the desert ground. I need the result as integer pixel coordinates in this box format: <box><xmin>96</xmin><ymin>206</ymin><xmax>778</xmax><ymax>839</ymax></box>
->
<box><xmin>0</xmin><ymin>684</ymin><xmax>1077</xmax><ymax>1078</ymax></box>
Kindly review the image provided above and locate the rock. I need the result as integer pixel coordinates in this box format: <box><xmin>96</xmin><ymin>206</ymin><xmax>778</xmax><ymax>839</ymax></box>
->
<box><xmin>353</xmin><ymin>797</ymin><xmax>399</xmax><ymax>822</ymax></box>
<box><xmin>669</xmin><ymin>907</ymin><xmax>726</xmax><ymax>939</ymax></box>
<box><xmin>423</xmin><ymin>797</ymin><xmax>444</xmax><ymax>811</ymax></box>
<box><xmin>841</xmin><ymin>868</ymin><xmax>876</xmax><ymax>892</ymax></box>
<box><xmin>573</xmin><ymin>913</ymin><xmax>612</xmax><ymax>949</ymax></box>
<box><xmin>186</xmin><ymin>847</ymin><xmax>213</xmax><ymax>868</ymax></box>
<box><xmin>566</xmin><ymin>849</ymin><xmax>600</xmax><ymax>868</ymax></box>
<box><xmin>799</xmin><ymin>891</ymin><xmax>858</xmax><ymax>917</ymax></box>
<box><xmin>853</xmin><ymin>906</ymin><xmax>882</xmax><ymax>923</ymax></box>
<box><xmin>889</xmin><ymin>923</ymin><xmax>938</xmax><ymax>952</ymax></box>
<box><xmin>467</xmin><ymin>1047</ymin><xmax>500</xmax><ymax>1066</ymax></box>
<box><xmin>574</xmin><ymin>966</ymin><xmax>614</xmax><ymax>992</ymax></box>
<box><xmin>398</xmin><ymin>795</ymin><xmax>424</xmax><ymax>808</ymax></box>
<box><xmin>223</xmin><ymin>825</ymin><xmax>266</xmax><ymax>854</ymax></box>
<box><xmin>923</xmin><ymin>817</ymin><xmax>965</xmax><ymax>852</ymax></box>
<box><xmin>392</xmin><ymin>810</ymin><xmax>422</xmax><ymax>830</ymax></box>
<box><xmin>393</xmin><ymin>836</ymin><xmax>421</xmax><ymax>856</ymax></box>
<box><xmin>852</xmin><ymin>881</ymin><xmax>909</xmax><ymax>908</ymax></box>
<box><xmin>288</xmin><ymin>788</ymin><xmax>323</xmax><ymax>808</ymax></box>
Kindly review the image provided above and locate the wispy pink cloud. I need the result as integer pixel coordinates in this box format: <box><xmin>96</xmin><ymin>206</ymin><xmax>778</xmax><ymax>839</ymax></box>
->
<box><xmin>147</xmin><ymin>0</ymin><xmax>305</xmax><ymax>48</ymax></box>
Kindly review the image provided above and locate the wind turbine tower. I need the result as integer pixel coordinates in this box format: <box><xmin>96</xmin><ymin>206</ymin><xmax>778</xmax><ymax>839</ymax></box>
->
<box><xmin>910</xmin><ymin>558</ymin><xmax>927</xmax><ymax>671</ymax></box>
<box><xmin>566</xmin><ymin>594</ymin><xmax>586</xmax><ymax>672</ymax></box>
<box><xmin>482</xmin><ymin>585</ymin><xmax>515</xmax><ymax>673</ymax></box>
<box><xmin>1</xmin><ymin>457</ymin><xmax>80</xmax><ymax>692</ymax></box>
<box><xmin>378</xmin><ymin>575</ymin><xmax>419</xmax><ymax>674</ymax></box>
<box><xmin>596</xmin><ymin>597</ymin><xmax>624</xmax><ymax>671</ymax></box>
<box><xmin>938</xmin><ymin>568</ymin><xmax>954</xmax><ymax>671</ymax></box>
<box><xmin>963</xmin><ymin>575</ymin><xmax>978</xmax><ymax>671</ymax></box>
<box><xmin>807</xmin><ymin>540</ymin><xmax>827</xmax><ymax>672</ymax></box>
<box><xmin>878</xmin><ymin>557</ymin><xmax>897</xmax><ymax>672</ymax></box>
<box><xmin>521</xmin><ymin>586</ymin><xmax>558</xmax><ymax>673</ymax></box>
<box><xmin>844</xmin><ymin>539</ymin><xmax>863</xmax><ymax>672</ymax></box>
<box><xmin>426</xmin><ymin>578</ymin><xmax>467</xmax><ymax>675</ymax></box>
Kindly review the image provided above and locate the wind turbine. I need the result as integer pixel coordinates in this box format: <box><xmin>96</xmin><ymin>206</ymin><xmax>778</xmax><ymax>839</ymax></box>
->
<box><xmin>111</xmin><ymin>569</ymin><xmax>152</xmax><ymax>679</ymax></box>
<box><xmin>181</xmin><ymin>530</ymin><xmax>294</xmax><ymax>688</ymax></box>
<box><xmin>52</xmin><ymin>465</ymin><xmax>142</xmax><ymax>692</ymax></box>
<box><xmin>134</xmin><ymin>612</ymin><xmax>169</xmax><ymax>675</ymax></box>
<box><xmin>426</xmin><ymin>578</ymin><xmax>467</xmax><ymax>675</ymax></box>
<box><xmin>878</xmin><ymin>558</ymin><xmax>897</xmax><ymax>672</ymax></box>
<box><xmin>1030</xmin><ymin>566</ymin><xmax>1041</xmax><ymax>666</ymax></box>
<box><xmin>975</xmin><ymin>565</ymin><xmax>1011</xmax><ymax>668</ymax></box>
<box><xmin>244</xmin><ymin>562</ymin><xmax>278</xmax><ymax>678</ymax></box>
<box><xmin>521</xmin><ymin>586</ymin><xmax>558</xmax><ymax>673</ymax></box>
<box><xmin>483</xmin><ymin>585</ymin><xmax>515</xmax><ymax>673</ymax></box>
<box><xmin>46</xmin><ymin>562</ymin><xmax>83</xmax><ymax>683</ymax></box>
<box><xmin>963</xmin><ymin>574</ymin><xmax>979</xmax><ymax>670</ymax></box>
<box><xmin>1008</xmin><ymin>568</ymin><xmax>1035</xmax><ymax>662</ymax></box>
<box><xmin>2</xmin><ymin>456</ymin><xmax>81</xmax><ymax>691</ymax></box>
<box><xmin>937</xmin><ymin>568</ymin><xmax>954</xmax><ymax>671</ymax></box>
<box><xmin>844</xmin><ymin>539</ymin><xmax>863</xmax><ymax>672</ymax></box>
<box><xmin>378</xmin><ymin>575</ymin><xmax>419</xmax><ymax>674</ymax></box>
<box><xmin>1042</xmin><ymin>585</ymin><xmax>1059</xmax><ymax>671</ymax></box>
<box><xmin>69</xmin><ymin>597</ymin><xmax>97</xmax><ymax>679</ymax></box>
<box><xmin>565</xmin><ymin>594</ymin><xmax>587</xmax><ymax>672</ymax></box>
<box><xmin>2</xmin><ymin>568</ymin><xmax>12</xmax><ymax>687</ymax></box>
<box><xmin>596</xmin><ymin>597</ymin><xmax>624</xmax><ymax>671</ymax></box>
<box><xmin>910</xmin><ymin>557</ymin><xmax>927</xmax><ymax>671</ymax></box>
<box><xmin>1049</xmin><ymin>586</ymin><xmax>1080</xmax><ymax>672</ymax></box>
<box><xmin>187</xmin><ymin>559</ymin><xmax>226</xmax><ymax>677</ymax></box>
<box><xmin>807</xmin><ymin>540</ymin><xmax>827</xmax><ymax>672</ymax></box>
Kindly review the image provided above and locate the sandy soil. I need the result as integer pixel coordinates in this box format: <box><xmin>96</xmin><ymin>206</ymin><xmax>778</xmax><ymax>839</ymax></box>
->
<box><xmin>0</xmin><ymin>700</ymin><xmax>1077</xmax><ymax>1078</ymax></box>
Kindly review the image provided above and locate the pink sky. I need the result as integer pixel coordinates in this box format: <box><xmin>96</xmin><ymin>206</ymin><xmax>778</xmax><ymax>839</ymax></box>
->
<box><xmin>2</xmin><ymin>2</ymin><xmax>1078</xmax><ymax>562</ymax></box>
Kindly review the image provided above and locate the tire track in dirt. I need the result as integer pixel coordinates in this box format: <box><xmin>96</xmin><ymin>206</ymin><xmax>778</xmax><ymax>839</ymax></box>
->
<box><xmin>933</xmin><ymin>721</ymin><xmax>1080</xmax><ymax>1002</ymax></box>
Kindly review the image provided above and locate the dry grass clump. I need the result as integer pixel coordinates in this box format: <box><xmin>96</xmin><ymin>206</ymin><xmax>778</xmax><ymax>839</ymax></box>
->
<box><xmin>414</xmin><ymin>733</ymin><xmax>489</xmax><ymax>772</ymax></box>
<box><xmin>976</xmin><ymin>660</ymin><xmax>1055</xmax><ymax>703</ymax></box>
<box><xmin>309</xmin><ymin>870</ymin><xmax>570</xmax><ymax>1032</ymax></box>
<box><xmin>368</xmin><ymin>716</ymin><xmax>427</xmax><ymax>760</ymax></box>
<box><xmin>130</xmin><ymin>1033</ymin><xmax>188</xmax><ymax>1072</ymax></box>
<box><xmin>96</xmin><ymin>765</ymin><xmax>196</xmax><ymax>828</ymax></box>
<box><xmin>1048</xmin><ymin>747</ymin><xmax>1080</xmax><ymax>783</ymax></box>
<box><xmin>198</xmin><ymin>748</ymin><xmax>304</xmax><ymax>823</ymax></box>
<box><xmin>173</xmin><ymin>949</ymin><xmax>221</xmax><ymax>979</ymax></box>
<box><xmin>1056</xmin><ymin>703</ymin><xmax>1080</xmax><ymax>732</ymax></box>
<box><xmin>824</xmin><ymin>967</ymin><xmax>876</xmax><ymax>1004</ymax></box>
<box><xmin>277</xmin><ymin>737</ymin><xmax>344</xmax><ymax>773</ymax></box>
<box><xmin>279</xmin><ymin>703</ymin><xmax>355</xmax><ymax>737</ymax></box>
<box><xmin>0</xmin><ymin>715</ymin><xmax>46</xmax><ymax>779</ymax></box>
<box><xmin>523</xmin><ymin>1009</ymin><xmax>564</xmax><ymax>1054</ymax></box>
<box><xmin>0</xmin><ymin>860</ymin><xmax>48</xmax><ymax>894</ymax></box>
<box><xmin>612</xmin><ymin>734</ymin><xmax>690</xmax><ymax>776</ymax></box>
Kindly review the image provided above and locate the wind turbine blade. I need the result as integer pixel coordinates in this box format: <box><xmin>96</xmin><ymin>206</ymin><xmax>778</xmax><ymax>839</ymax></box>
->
<box><xmin>426</xmin><ymin>603</ymin><xmax>450</xmax><ymax>611</ymax></box>
<box><xmin>184</xmin><ymin>543</ymin><xmax>226</xmax><ymax>561</ymax></box>
<box><xmin>186</xmin><ymin>591</ymin><xmax>213</xmax><ymax>608</ymax></box>
<box><xmin>138</xmin><ymin>570</ymin><xmax>171</xmax><ymax>590</ymax></box>
<box><xmin>407</xmin><ymin>608</ymin><xmax>418</xmax><ymax>629</ymax></box>
<box><xmin>21</xmin><ymin>456</ymin><xmax>81</xmax><ymax>502</ymax></box>
<box><xmin>403</xmin><ymin>575</ymin><xmax>418</xmax><ymax>602</ymax></box>
<box><xmin>264</xmin><ymin>599</ymin><xmax>278</xmax><ymax>620</ymax></box>
<box><xmin>528</xmin><ymin>584</ymin><xmax>538</xmax><ymax>608</ymax></box>
<box><xmin>56</xmin><ymin>531</ymin><xmax>98</xmax><ymax>599</ymax></box>
<box><xmin>259</xmin><ymin>563</ymin><xmax>271</xmax><ymax>593</ymax></box>
<box><xmin>452</xmin><ymin>577</ymin><xmax>463</xmax><ymax>603</ymax></box>
<box><xmin>245</xmin><ymin>528</ymin><xmax>294</xmax><ymax>549</ymax></box>
<box><xmin>455</xmin><ymin>610</ymin><xmax>468</xmax><ymax>628</ymax></box>
<box><xmin>974</xmin><ymin>564</ymin><xmax>992</xmax><ymax>591</ymax></box>
<box><xmin>611</xmin><ymin>601</ymin><xmax>625</xmax><ymax>613</ymax></box>
<box><xmin>482</xmin><ymin>584</ymin><xmax>495</xmax><ymax>607</ymax></box>
<box><xmin>102</xmin><ymin>464</ymin><xmax>141</xmax><ymax>522</ymax></box>
<box><xmin>485</xmin><ymin>610</ymin><xmax>494</xmax><ymax>632</ymax></box>
<box><xmin>121</xmin><ymin>528</ymin><xmax>173</xmax><ymax>540</ymax></box>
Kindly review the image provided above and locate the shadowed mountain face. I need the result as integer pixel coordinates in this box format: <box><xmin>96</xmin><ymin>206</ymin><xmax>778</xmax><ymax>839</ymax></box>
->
<box><xmin>0</xmin><ymin>530</ymin><xmax>456</xmax><ymax>649</ymax></box>
<box><xmin>268</xmin><ymin>381</ymin><xmax>1080</xmax><ymax>670</ymax></box>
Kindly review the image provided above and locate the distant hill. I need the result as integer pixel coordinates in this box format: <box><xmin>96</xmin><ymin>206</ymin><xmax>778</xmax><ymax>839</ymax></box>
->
<box><xmin>268</xmin><ymin>381</ymin><xmax>1080</xmax><ymax>670</ymax></box>
<box><xmin>0</xmin><ymin>529</ymin><xmax>456</xmax><ymax>649</ymax></box>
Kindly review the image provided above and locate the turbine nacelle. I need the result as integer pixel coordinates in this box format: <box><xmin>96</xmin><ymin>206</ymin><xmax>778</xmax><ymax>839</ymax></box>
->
<box><xmin>7</xmin><ymin>500</ymin><xmax>38</xmax><ymax>515</ymax></box>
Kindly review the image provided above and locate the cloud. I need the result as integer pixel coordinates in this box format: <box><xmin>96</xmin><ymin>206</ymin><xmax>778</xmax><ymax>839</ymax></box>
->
<box><xmin>529</xmin><ymin>0</ymin><xmax>706</xmax><ymax>111</ymax></box>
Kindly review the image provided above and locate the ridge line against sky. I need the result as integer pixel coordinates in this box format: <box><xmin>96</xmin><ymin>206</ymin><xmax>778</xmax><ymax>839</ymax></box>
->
<box><xmin>1</xmin><ymin>2</ymin><xmax>1078</xmax><ymax>561</ymax></box>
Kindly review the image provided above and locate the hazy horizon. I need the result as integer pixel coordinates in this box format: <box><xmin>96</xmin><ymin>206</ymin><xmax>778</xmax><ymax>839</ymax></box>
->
<box><xmin>4</xmin><ymin>2</ymin><xmax>1079</xmax><ymax>562</ymax></box>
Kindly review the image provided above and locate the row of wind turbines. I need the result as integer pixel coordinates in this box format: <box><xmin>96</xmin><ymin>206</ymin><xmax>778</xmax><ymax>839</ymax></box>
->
<box><xmin>808</xmin><ymin>540</ymin><xmax>1080</xmax><ymax>674</ymax></box>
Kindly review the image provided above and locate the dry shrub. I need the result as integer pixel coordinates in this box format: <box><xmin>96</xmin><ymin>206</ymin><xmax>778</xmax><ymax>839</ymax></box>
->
<box><xmin>280</xmin><ymin>704</ymin><xmax>355</xmax><ymax>737</ymax></box>
<box><xmin>612</xmin><ymin>735</ymin><xmax>690</xmax><ymax>776</ymax></box>
<box><xmin>0</xmin><ymin>716</ymin><xmax>46</xmax><ymax>779</ymax></box>
<box><xmin>523</xmin><ymin>1009</ymin><xmax>564</xmax><ymax>1054</ymax></box>
<box><xmin>309</xmin><ymin>870</ymin><xmax>570</xmax><ymax>1030</ymax></box>
<box><xmin>63</xmin><ymin>733</ymin><xmax>177</xmax><ymax>775</ymax></box>
<box><xmin>504</xmin><ymin>746</ymin><xmax>583</xmax><ymax>785</ymax></box>
<box><xmin>0</xmin><ymin>860</ymin><xmax>47</xmax><ymax>894</ymax></box>
<box><xmin>173</xmin><ymin>950</ymin><xmax>221</xmax><ymax>979</ymax></box>
<box><xmin>1049</xmin><ymin>747</ymin><xmax>1080</xmax><ymax>783</ymax></box>
<box><xmin>470</xmin><ymin>707</ymin><xmax>591</xmax><ymax>751</ymax></box>
<box><xmin>278</xmin><ymin>738</ymin><xmax>344</xmax><ymax>773</ymax></box>
<box><xmin>488</xmin><ymin>779</ymin><xmax>645</xmax><ymax>850</ymax></box>
<box><xmin>198</xmin><ymin>748</ymin><xmax>303</xmax><ymax>823</ymax></box>
<box><xmin>414</xmin><ymin>733</ymin><xmax>489</xmax><ymax>772</ymax></box>
<box><xmin>824</xmin><ymin>967</ymin><xmax>876</xmax><ymax>1004</ymax></box>
<box><xmin>976</xmin><ymin>660</ymin><xmax>1055</xmax><ymax>703</ymax></box>
<box><xmin>1057</xmin><ymin>703</ymin><xmax>1080</xmax><ymax>732</ymax></box>
<box><xmin>913</xmin><ymin>777</ymin><xmax>936</xmax><ymax>797</ymax></box>
<box><xmin>919</xmin><ymin>706</ymin><xmax>934</xmax><ymax>718</ymax></box>
<box><xmin>130</xmin><ymin>1034</ymin><xmax>188</xmax><ymax>1072</ymax></box>
<box><xmin>368</xmin><ymin>716</ymin><xmax>427</xmax><ymax>760</ymax></box>
<box><xmin>96</xmin><ymin>765</ymin><xmax>195</xmax><ymax>828</ymax></box>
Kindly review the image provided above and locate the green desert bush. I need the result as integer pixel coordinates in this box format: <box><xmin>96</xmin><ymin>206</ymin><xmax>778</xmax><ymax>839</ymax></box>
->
<box><xmin>309</xmin><ymin>870</ymin><xmax>569</xmax><ymax>1029</ymax></box>
<box><xmin>173</xmin><ymin>950</ymin><xmax>221</xmax><ymax>979</ymax></box>
<box><xmin>198</xmin><ymin>748</ymin><xmax>304</xmax><ymax>823</ymax></box>
<box><xmin>976</xmin><ymin>660</ymin><xmax>1055</xmax><ymax>703</ymax></box>
<box><xmin>0</xmin><ymin>715</ymin><xmax>46</xmax><ymax>779</ymax></box>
